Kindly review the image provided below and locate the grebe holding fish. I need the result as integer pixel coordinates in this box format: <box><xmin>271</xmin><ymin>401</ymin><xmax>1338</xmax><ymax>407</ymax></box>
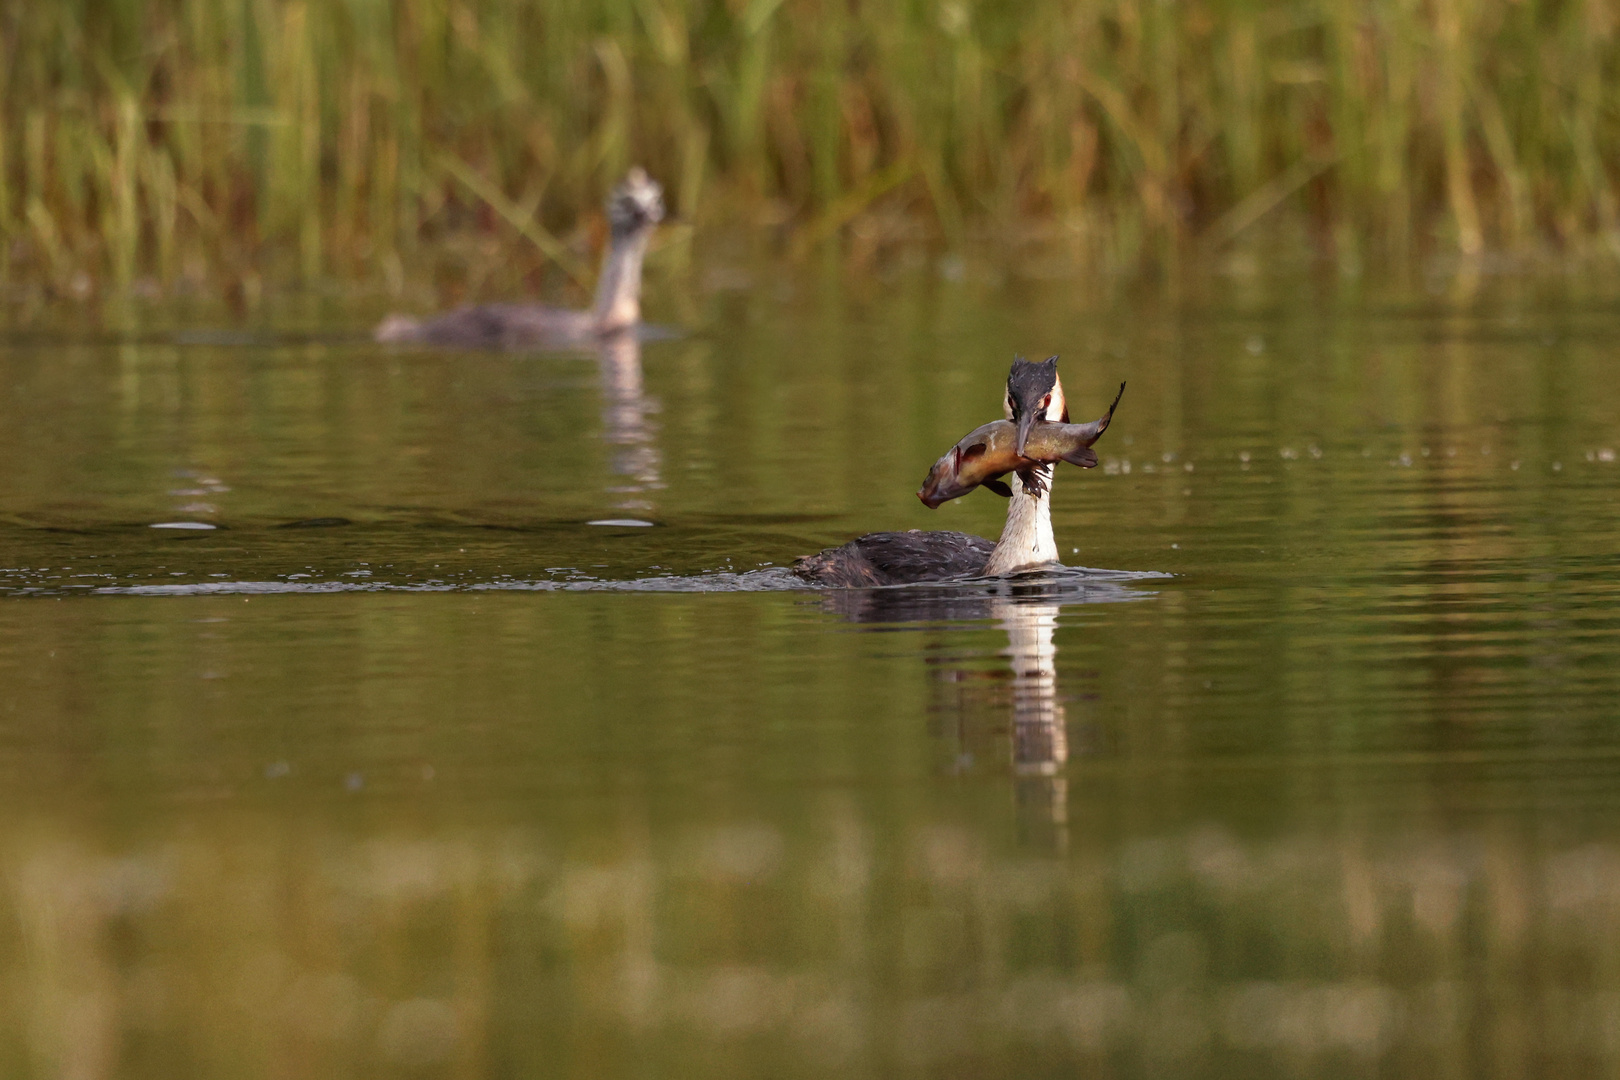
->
<box><xmin>793</xmin><ymin>357</ymin><xmax>1124</xmax><ymax>587</ymax></box>
<box><xmin>375</xmin><ymin>168</ymin><xmax>664</xmax><ymax>347</ymax></box>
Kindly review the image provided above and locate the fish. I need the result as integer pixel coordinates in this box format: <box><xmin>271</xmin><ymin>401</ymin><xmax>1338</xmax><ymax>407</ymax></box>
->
<box><xmin>917</xmin><ymin>382</ymin><xmax>1125</xmax><ymax>509</ymax></box>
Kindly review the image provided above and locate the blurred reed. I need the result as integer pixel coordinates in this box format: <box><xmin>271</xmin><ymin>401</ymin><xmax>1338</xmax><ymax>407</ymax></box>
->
<box><xmin>5</xmin><ymin>0</ymin><xmax>1620</xmax><ymax>296</ymax></box>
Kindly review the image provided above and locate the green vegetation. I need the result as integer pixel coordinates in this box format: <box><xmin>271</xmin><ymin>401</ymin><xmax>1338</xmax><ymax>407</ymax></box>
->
<box><xmin>7</xmin><ymin>0</ymin><xmax>1620</xmax><ymax>294</ymax></box>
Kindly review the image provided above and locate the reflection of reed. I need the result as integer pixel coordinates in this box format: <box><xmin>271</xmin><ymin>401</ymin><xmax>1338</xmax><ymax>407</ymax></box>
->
<box><xmin>596</xmin><ymin>331</ymin><xmax>661</xmax><ymax>510</ymax></box>
<box><xmin>11</xmin><ymin>818</ymin><xmax>1620</xmax><ymax>1076</ymax></box>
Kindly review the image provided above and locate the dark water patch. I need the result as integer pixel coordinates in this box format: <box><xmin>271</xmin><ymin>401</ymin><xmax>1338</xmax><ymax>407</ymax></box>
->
<box><xmin>6</xmin><ymin>506</ymin><xmax>1015</xmax><ymax>597</ymax></box>
<box><xmin>79</xmin><ymin>563</ymin><xmax>1167</xmax><ymax>599</ymax></box>
<box><xmin>274</xmin><ymin>516</ymin><xmax>354</xmax><ymax>528</ymax></box>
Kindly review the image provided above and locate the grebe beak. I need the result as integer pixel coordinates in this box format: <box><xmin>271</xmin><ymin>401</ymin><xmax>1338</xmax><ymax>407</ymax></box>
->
<box><xmin>1014</xmin><ymin>406</ymin><xmax>1040</xmax><ymax>459</ymax></box>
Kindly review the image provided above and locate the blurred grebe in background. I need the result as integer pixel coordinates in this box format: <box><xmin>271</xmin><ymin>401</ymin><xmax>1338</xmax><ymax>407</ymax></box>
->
<box><xmin>375</xmin><ymin>168</ymin><xmax>663</xmax><ymax>347</ymax></box>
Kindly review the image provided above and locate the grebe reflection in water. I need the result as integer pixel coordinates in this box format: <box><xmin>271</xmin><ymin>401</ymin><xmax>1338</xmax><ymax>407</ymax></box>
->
<box><xmin>794</xmin><ymin>357</ymin><xmax>1121</xmax><ymax>587</ymax></box>
<box><xmin>820</xmin><ymin>583</ymin><xmax>1100</xmax><ymax>850</ymax></box>
<box><xmin>596</xmin><ymin>331</ymin><xmax>661</xmax><ymax>511</ymax></box>
<box><xmin>376</xmin><ymin>168</ymin><xmax>664</xmax><ymax>347</ymax></box>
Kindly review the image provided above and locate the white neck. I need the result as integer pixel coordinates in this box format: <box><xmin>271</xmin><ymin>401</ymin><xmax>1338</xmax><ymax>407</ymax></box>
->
<box><xmin>591</xmin><ymin>228</ymin><xmax>651</xmax><ymax>332</ymax></box>
<box><xmin>982</xmin><ymin>465</ymin><xmax>1059</xmax><ymax>575</ymax></box>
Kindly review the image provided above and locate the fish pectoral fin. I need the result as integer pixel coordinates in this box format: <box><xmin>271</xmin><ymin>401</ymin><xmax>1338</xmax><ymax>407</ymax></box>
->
<box><xmin>1062</xmin><ymin>446</ymin><xmax>1100</xmax><ymax>469</ymax></box>
<box><xmin>983</xmin><ymin>479</ymin><xmax>1014</xmax><ymax>498</ymax></box>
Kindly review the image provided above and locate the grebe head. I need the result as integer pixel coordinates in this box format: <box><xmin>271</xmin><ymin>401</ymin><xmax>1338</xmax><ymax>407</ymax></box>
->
<box><xmin>608</xmin><ymin>167</ymin><xmax>665</xmax><ymax>239</ymax></box>
<box><xmin>1005</xmin><ymin>355</ymin><xmax>1067</xmax><ymax>457</ymax></box>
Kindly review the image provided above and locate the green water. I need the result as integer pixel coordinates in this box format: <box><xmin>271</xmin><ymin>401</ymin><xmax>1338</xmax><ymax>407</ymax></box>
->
<box><xmin>3</xmin><ymin>267</ymin><xmax>1620</xmax><ymax>1078</ymax></box>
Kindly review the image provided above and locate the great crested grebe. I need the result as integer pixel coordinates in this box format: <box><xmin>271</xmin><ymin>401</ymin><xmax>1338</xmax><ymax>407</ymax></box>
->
<box><xmin>793</xmin><ymin>357</ymin><xmax>1086</xmax><ymax>587</ymax></box>
<box><xmin>375</xmin><ymin>168</ymin><xmax>664</xmax><ymax>346</ymax></box>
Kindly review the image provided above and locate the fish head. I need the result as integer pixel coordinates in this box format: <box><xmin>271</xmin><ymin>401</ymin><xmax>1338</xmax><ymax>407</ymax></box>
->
<box><xmin>918</xmin><ymin>435</ymin><xmax>997</xmax><ymax>508</ymax></box>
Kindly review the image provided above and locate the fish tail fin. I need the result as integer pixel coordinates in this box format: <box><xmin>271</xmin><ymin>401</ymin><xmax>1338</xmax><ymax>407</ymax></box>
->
<box><xmin>1092</xmin><ymin>381</ymin><xmax>1126</xmax><ymax>435</ymax></box>
<box><xmin>1107</xmin><ymin>381</ymin><xmax>1126</xmax><ymax>417</ymax></box>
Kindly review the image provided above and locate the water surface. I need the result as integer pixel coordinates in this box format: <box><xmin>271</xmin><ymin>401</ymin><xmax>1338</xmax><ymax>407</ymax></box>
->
<box><xmin>2</xmin><ymin>267</ymin><xmax>1620</xmax><ymax>1078</ymax></box>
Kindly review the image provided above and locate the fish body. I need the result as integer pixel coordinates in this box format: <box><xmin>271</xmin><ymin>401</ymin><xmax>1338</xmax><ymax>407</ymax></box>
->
<box><xmin>917</xmin><ymin>382</ymin><xmax>1124</xmax><ymax>509</ymax></box>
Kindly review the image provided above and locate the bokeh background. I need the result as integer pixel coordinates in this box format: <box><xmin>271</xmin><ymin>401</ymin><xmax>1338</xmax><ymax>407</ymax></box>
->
<box><xmin>7</xmin><ymin>0</ymin><xmax>1620</xmax><ymax>302</ymax></box>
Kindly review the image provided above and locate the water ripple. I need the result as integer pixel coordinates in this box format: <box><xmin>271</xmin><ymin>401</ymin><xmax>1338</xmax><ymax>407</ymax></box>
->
<box><xmin>88</xmin><ymin>564</ymin><xmax>1167</xmax><ymax>598</ymax></box>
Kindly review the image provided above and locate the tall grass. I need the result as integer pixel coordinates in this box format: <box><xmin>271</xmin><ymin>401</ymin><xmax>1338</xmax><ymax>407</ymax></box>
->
<box><xmin>5</xmin><ymin>0</ymin><xmax>1620</xmax><ymax>295</ymax></box>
